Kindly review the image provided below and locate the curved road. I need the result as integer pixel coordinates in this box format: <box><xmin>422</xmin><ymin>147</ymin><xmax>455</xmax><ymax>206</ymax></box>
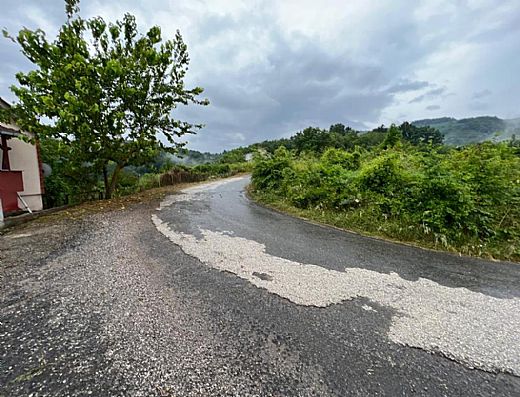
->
<box><xmin>153</xmin><ymin>175</ymin><xmax>520</xmax><ymax>396</ymax></box>
<box><xmin>2</xmin><ymin>175</ymin><xmax>520</xmax><ymax>396</ymax></box>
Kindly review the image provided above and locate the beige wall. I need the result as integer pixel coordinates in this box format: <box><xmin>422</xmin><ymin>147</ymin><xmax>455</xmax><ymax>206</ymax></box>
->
<box><xmin>7</xmin><ymin>137</ymin><xmax>43</xmax><ymax>211</ymax></box>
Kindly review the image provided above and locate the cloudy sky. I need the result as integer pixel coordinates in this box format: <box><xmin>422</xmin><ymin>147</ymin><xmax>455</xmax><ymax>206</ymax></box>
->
<box><xmin>1</xmin><ymin>0</ymin><xmax>519</xmax><ymax>152</ymax></box>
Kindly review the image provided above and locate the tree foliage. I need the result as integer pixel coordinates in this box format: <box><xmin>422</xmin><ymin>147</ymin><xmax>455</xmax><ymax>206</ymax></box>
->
<box><xmin>39</xmin><ymin>136</ymin><xmax>101</xmax><ymax>206</ymax></box>
<box><xmin>2</xmin><ymin>0</ymin><xmax>207</xmax><ymax>198</ymax></box>
<box><xmin>237</xmin><ymin>122</ymin><xmax>443</xmax><ymax>159</ymax></box>
<box><xmin>399</xmin><ymin>122</ymin><xmax>443</xmax><ymax>145</ymax></box>
<box><xmin>381</xmin><ymin>125</ymin><xmax>403</xmax><ymax>149</ymax></box>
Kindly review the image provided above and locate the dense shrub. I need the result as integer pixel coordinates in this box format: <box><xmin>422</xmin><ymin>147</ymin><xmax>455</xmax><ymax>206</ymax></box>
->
<box><xmin>137</xmin><ymin>173</ymin><xmax>161</xmax><ymax>191</ymax></box>
<box><xmin>252</xmin><ymin>146</ymin><xmax>293</xmax><ymax>191</ymax></box>
<box><xmin>321</xmin><ymin>148</ymin><xmax>361</xmax><ymax>170</ymax></box>
<box><xmin>355</xmin><ymin>153</ymin><xmax>409</xmax><ymax>196</ymax></box>
<box><xmin>114</xmin><ymin>169</ymin><xmax>140</xmax><ymax>196</ymax></box>
<box><xmin>251</xmin><ymin>141</ymin><xmax>520</xmax><ymax>258</ymax></box>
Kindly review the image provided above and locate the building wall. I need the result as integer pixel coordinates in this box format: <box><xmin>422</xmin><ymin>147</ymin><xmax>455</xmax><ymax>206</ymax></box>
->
<box><xmin>8</xmin><ymin>137</ymin><xmax>43</xmax><ymax>211</ymax></box>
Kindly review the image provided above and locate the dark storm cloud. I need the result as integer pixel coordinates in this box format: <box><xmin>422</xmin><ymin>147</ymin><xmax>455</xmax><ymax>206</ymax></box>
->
<box><xmin>180</xmin><ymin>35</ymin><xmax>398</xmax><ymax>148</ymax></box>
<box><xmin>409</xmin><ymin>87</ymin><xmax>447</xmax><ymax>104</ymax></box>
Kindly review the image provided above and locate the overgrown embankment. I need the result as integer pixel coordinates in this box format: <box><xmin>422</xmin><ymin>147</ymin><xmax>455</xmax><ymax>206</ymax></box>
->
<box><xmin>117</xmin><ymin>162</ymin><xmax>252</xmax><ymax>196</ymax></box>
<box><xmin>43</xmin><ymin>154</ymin><xmax>252</xmax><ymax>208</ymax></box>
<box><xmin>250</xmin><ymin>141</ymin><xmax>520</xmax><ymax>261</ymax></box>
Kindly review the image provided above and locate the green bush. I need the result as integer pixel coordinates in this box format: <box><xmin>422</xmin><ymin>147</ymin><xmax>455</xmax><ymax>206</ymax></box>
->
<box><xmin>193</xmin><ymin>163</ymin><xmax>231</xmax><ymax>176</ymax></box>
<box><xmin>321</xmin><ymin>147</ymin><xmax>361</xmax><ymax>170</ymax></box>
<box><xmin>137</xmin><ymin>173</ymin><xmax>161</xmax><ymax>191</ymax></box>
<box><xmin>114</xmin><ymin>169</ymin><xmax>140</xmax><ymax>196</ymax></box>
<box><xmin>251</xmin><ymin>141</ymin><xmax>520</xmax><ymax>259</ymax></box>
<box><xmin>355</xmin><ymin>153</ymin><xmax>409</xmax><ymax>196</ymax></box>
<box><xmin>252</xmin><ymin>146</ymin><xmax>293</xmax><ymax>191</ymax></box>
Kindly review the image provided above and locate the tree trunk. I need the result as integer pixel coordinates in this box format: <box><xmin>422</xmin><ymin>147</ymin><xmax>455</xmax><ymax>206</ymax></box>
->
<box><xmin>105</xmin><ymin>163</ymin><xmax>124</xmax><ymax>200</ymax></box>
<box><xmin>102</xmin><ymin>165</ymin><xmax>109</xmax><ymax>199</ymax></box>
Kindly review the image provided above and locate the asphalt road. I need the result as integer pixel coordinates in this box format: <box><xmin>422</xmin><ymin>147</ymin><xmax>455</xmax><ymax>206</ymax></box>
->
<box><xmin>1</xmin><ymin>175</ymin><xmax>520</xmax><ymax>396</ymax></box>
<box><xmin>153</xmin><ymin>176</ymin><xmax>520</xmax><ymax>395</ymax></box>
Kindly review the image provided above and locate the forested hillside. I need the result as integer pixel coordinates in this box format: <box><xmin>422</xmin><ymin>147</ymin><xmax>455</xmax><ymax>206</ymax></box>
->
<box><xmin>413</xmin><ymin>116</ymin><xmax>520</xmax><ymax>145</ymax></box>
<box><xmin>215</xmin><ymin>116</ymin><xmax>520</xmax><ymax>162</ymax></box>
<box><xmin>156</xmin><ymin>115</ymin><xmax>520</xmax><ymax>166</ymax></box>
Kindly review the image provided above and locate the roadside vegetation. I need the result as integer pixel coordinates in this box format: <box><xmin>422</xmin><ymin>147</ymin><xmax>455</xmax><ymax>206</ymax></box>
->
<box><xmin>40</xmin><ymin>136</ymin><xmax>252</xmax><ymax>207</ymax></box>
<box><xmin>250</xmin><ymin>124</ymin><xmax>520</xmax><ymax>261</ymax></box>
<box><xmin>2</xmin><ymin>1</ymin><xmax>518</xmax><ymax>262</ymax></box>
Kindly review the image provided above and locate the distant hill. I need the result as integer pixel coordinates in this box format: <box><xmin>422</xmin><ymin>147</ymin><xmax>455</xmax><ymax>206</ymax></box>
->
<box><xmin>412</xmin><ymin>116</ymin><xmax>520</xmax><ymax>146</ymax></box>
<box><xmin>170</xmin><ymin>149</ymin><xmax>220</xmax><ymax>165</ymax></box>
<box><xmin>177</xmin><ymin>116</ymin><xmax>520</xmax><ymax>160</ymax></box>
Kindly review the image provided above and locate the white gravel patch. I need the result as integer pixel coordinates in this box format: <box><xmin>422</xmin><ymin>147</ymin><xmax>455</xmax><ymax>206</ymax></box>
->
<box><xmin>153</xmin><ymin>181</ymin><xmax>520</xmax><ymax>376</ymax></box>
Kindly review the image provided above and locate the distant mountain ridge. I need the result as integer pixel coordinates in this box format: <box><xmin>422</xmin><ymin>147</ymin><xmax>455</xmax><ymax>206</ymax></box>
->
<box><xmin>412</xmin><ymin>116</ymin><xmax>520</xmax><ymax>145</ymax></box>
<box><xmin>180</xmin><ymin>116</ymin><xmax>520</xmax><ymax>159</ymax></box>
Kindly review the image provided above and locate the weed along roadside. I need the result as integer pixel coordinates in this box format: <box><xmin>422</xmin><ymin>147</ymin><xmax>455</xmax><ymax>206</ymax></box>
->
<box><xmin>0</xmin><ymin>175</ymin><xmax>246</xmax><ymax>234</ymax></box>
<box><xmin>249</xmin><ymin>142</ymin><xmax>520</xmax><ymax>262</ymax></box>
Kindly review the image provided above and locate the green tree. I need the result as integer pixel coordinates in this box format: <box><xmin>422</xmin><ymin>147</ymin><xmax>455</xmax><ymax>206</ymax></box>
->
<box><xmin>291</xmin><ymin>127</ymin><xmax>328</xmax><ymax>153</ymax></box>
<box><xmin>329</xmin><ymin>123</ymin><xmax>347</xmax><ymax>135</ymax></box>
<box><xmin>39</xmin><ymin>137</ymin><xmax>102</xmax><ymax>206</ymax></box>
<box><xmin>218</xmin><ymin>148</ymin><xmax>247</xmax><ymax>164</ymax></box>
<box><xmin>399</xmin><ymin>122</ymin><xmax>443</xmax><ymax>145</ymax></box>
<box><xmin>381</xmin><ymin>124</ymin><xmax>402</xmax><ymax>149</ymax></box>
<box><xmin>2</xmin><ymin>0</ymin><xmax>207</xmax><ymax>198</ymax></box>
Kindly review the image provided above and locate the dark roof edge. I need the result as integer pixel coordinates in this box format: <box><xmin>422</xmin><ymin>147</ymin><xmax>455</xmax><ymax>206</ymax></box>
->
<box><xmin>0</xmin><ymin>97</ymin><xmax>12</xmax><ymax>109</ymax></box>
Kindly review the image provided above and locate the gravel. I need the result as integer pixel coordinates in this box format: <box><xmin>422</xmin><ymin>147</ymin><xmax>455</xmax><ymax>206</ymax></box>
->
<box><xmin>1</xmin><ymin>177</ymin><xmax>519</xmax><ymax>396</ymax></box>
<box><xmin>0</xmin><ymin>199</ymin><xmax>330</xmax><ymax>396</ymax></box>
<box><xmin>153</xmin><ymin>179</ymin><xmax>520</xmax><ymax>376</ymax></box>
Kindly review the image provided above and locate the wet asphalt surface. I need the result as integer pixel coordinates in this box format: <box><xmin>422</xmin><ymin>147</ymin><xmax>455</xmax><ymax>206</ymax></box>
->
<box><xmin>163</xmin><ymin>177</ymin><xmax>520</xmax><ymax>300</ymax></box>
<box><xmin>1</xmin><ymin>176</ymin><xmax>520</xmax><ymax>396</ymax></box>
